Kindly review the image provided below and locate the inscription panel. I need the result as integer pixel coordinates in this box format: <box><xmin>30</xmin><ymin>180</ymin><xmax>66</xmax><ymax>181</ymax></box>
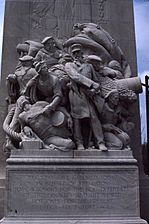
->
<box><xmin>7</xmin><ymin>167</ymin><xmax>139</xmax><ymax>217</ymax></box>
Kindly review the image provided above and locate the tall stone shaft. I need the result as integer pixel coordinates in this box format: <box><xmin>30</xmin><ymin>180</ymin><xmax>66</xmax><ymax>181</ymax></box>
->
<box><xmin>0</xmin><ymin>0</ymin><xmax>147</xmax><ymax>221</ymax></box>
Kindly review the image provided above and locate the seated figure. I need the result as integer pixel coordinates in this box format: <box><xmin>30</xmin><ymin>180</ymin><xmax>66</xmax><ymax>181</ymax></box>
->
<box><xmin>18</xmin><ymin>100</ymin><xmax>75</xmax><ymax>150</ymax></box>
<box><xmin>101</xmin><ymin>90</ymin><xmax>131</xmax><ymax>150</ymax></box>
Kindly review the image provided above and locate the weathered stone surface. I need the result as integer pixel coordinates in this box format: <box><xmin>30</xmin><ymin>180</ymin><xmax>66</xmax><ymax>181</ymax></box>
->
<box><xmin>0</xmin><ymin>179</ymin><xmax>5</xmax><ymax>220</ymax></box>
<box><xmin>0</xmin><ymin>0</ymin><xmax>147</xmax><ymax>221</ymax></box>
<box><xmin>6</xmin><ymin>150</ymin><xmax>136</xmax><ymax>166</ymax></box>
<box><xmin>0</xmin><ymin>153</ymin><xmax>146</xmax><ymax>224</ymax></box>
<box><xmin>0</xmin><ymin>218</ymin><xmax>147</xmax><ymax>224</ymax></box>
<box><xmin>0</xmin><ymin>106</ymin><xmax>7</xmax><ymax>173</ymax></box>
<box><xmin>6</xmin><ymin>167</ymin><xmax>139</xmax><ymax>217</ymax></box>
<box><xmin>0</xmin><ymin>0</ymin><xmax>141</xmax><ymax>165</ymax></box>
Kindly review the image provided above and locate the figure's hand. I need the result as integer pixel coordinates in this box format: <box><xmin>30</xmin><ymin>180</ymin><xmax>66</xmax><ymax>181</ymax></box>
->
<box><xmin>7</xmin><ymin>74</ymin><xmax>17</xmax><ymax>83</ymax></box>
<box><xmin>20</xmin><ymin>89</ymin><xmax>26</xmax><ymax>95</ymax></box>
<box><xmin>91</xmin><ymin>82</ymin><xmax>100</xmax><ymax>91</ymax></box>
<box><xmin>88</xmin><ymin>88</ymin><xmax>96</xmax><ymax>97</ymax></box>
<box><xmin>26</xmin><ymin>78</ymin><xmax>37</xmax><ymax>88</ymax></box>
<box><xmin>42</xmin><ymin>104</ymin><xmax>55</xmax><ymax>115</ymax></box>
<box><xmin>103</xmin><ymin>124</ymin><xmax>115</xmax><ymax>132</ymax></box>
<box><xmin>90</xmin><ymin>82</ymin><xmax>100</xmax><ymax>95</ymax></box>
<box><xmin>112</xmin><ymin>126</ymin><xmax>122</xmax><ymax>134</ymax></box>
<box><xmin>67</xmin><ymin>81</ymin><xmax>73</xmax><ymax>89</ymax></box>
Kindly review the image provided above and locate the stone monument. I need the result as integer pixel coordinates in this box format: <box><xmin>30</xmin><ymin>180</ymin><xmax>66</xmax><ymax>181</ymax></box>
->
<box><xmin>0</xmin><ymin>0</ymin><xmax>148</xmax><ymax>223</ymax></box>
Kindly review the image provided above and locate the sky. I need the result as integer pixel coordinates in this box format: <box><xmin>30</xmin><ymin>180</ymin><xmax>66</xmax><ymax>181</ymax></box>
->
<box><xmin>133</xmin><ymin>0</ymin><xmax>149</xmax><ymax>142</ymax></box>
<box><xmin>0</xmin><ymin>0</ymin><xmax>4</xmax><ymax>70</ymax></box>
<box><xmin>0</xmin><ymin>0</ymin><xmax>149</xmax><ymax>142</ymax></box>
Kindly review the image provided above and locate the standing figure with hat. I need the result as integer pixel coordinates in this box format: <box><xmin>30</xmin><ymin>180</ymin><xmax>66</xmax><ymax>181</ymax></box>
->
<box><xmin>65</xmin><ymin>44</ymin><xmax>107</xmax><ymax>151</ymax></box>
<box><xmin>86</xmin><ymin>55</ymin><xmax>118</xmax><ymax>98</ymax></box>
<box><xmin>50</xmin><ymin>53</ymin><xmax>73</xmax><ymax>110</ymax></box>
<box><xmin>34</xmin><ymin>36</ymin><xmax>62</xmax><ymax>69</ymax></box>
<box><xmin>6</xmin><ymin>55</ymin><xmax>38</xmax><ymax>104</ymax></box>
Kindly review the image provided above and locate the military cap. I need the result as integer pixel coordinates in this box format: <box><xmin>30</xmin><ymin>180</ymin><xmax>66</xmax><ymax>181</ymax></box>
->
<box><xmin>41</xmin><ymin>36</ymin><xmax>54</xmax><ymax>44</ymax></box>
<box><xmin>86</xmin><ymin>55</ymin><xmax>102</xmax><ymax>62</ymax></box>
<box><xmin>19</xmin><ymin>55</ymin><xmax>33</xmax><ymax>62</ymax></box>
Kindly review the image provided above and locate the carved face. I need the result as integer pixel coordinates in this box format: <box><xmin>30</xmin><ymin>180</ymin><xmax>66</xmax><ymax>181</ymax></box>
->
<box><xmin>91</xmin><ymin>61</ymin><xmax>102</xmax><ymax>71</ymax></box>
<box><xmin>21</xmin><ymin>60</ymin><xmax>32</xmax><ymax>67</ymax></box>
<box><xmin>72</xmin><ymin>50</ymin><xmax>83</xmax><ymax>61</ymax></box>
<box><xmin>108</xmin><ymin>92</ymin><xmax>119</xmax><ymax>106</ymax></box>
<box><xmin>23</xmin><ymin>126</ymin><xmax>32</xmax><ymax>137</ymax></box>
<box><xmin>40</xmin><ymin>64</ymin><xmax>49</xmax><ymax>75</ymax></box>
<box><xmin>73</xmin><ymin>23</ymin><xmax>83</xmax><ymax>35</ymax></box>
<box><xmin>44</xmin><ymin>38</ymin><xmax>55</xmax><ymax>51</ymax></box>
<box><xmin>108</xmin><ymin>60</ymin><xmax>121</xmax><ymax>71</ymax></box>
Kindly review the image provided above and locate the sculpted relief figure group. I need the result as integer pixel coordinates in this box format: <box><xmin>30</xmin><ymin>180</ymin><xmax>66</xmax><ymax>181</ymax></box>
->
<box><xmin>3</xmin><ymin>23</ymin><xmax>142</xmax><ymax>155</ymax></box>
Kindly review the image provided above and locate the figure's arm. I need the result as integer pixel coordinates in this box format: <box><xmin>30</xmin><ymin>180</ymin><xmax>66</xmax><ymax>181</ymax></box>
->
<box><xmin>102</xmin><ymin>123</ymin><xmax>116</xmax><ymax>132</ymax></box>
<box><xmin>103</xmin><ymin>67</ymin><xmax>116</xmax><ymax>78</ymax></box>
<box><xmin>18</xmin><ymin>112</ymin><xmax>27</xmax><ymax>130</ymax></box>
<box><xmin>51</xmin><ymin>77</ymin><xmax>62</xmax><ymax>109</ymax></box>
<box><xmin>42</xmin><ymin>77</ymin><xmax>62</xmax><ymax>114</ymax></box>
<box><xmin>48</xmin><ymin>96</ymin><xmax>61</xmax><ymax>110</ymax></box>
<box><xmin>23</xmin><ymin>73</ymin><xmax>39</xmax><ymax>103</ymax></box>
<box><xmin>65</xmin><ymin>62</ymin><xmax>100</xmax><ymax>91</ymax></box>
<box><xmin>34</xmin><ymin>50</ymin><xmax>42</xmax><ymax>63</ymax></box>
<box><xmin>7</xmin><ymin>73</ymin><xmax>17</xmax><ymax>83</ymax></box>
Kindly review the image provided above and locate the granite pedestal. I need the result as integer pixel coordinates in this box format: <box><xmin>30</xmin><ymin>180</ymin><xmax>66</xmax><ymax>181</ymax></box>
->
<box><xmin>0</xmin><ymin>149</ymin><xmax>147</xmax><ymax>224</ymax></box>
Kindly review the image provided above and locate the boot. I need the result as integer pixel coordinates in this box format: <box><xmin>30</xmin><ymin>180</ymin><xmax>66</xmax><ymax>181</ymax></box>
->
<box><xmin>98</xmin><ymin>142</ymin><xmax>108</xmax><ymax>151</ymax></box>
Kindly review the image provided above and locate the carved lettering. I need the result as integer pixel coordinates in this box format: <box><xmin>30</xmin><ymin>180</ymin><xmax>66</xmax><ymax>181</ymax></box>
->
<box><xmin>8</xmin><ymin>169</ymin><xmax>138</xmax><ymax>216</ymax></box>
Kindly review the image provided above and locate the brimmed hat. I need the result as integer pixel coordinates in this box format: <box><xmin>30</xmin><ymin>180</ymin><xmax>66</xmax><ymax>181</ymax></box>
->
<box><xmin>71</xmin><ymin>44</ymin><xmax>82</xmax><ymax>53</ymax></box>
<box><xmin>86</xmin><ymin>55</ymin><xmax>102</xmax><ymax>63</ymax></box>
<box><xmin>19</xmin><ymin>55</ymin><xmax>33</xmax><ymax>62</ymax></box>
<box><xmin>41</xmin><ymin>36</ymin><xmax>54</xmax><ymax>44</ymax></box>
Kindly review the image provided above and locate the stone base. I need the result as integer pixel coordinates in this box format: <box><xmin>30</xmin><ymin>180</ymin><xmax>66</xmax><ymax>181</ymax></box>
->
<box><xmin>0</xmin><ymin>179</ymin><xmax>5</xmax><ymax>219</ymax></box>
<box><xmin>0</xmin><ymin>217</ymin><xmax>147</xmax><ymax>224</ymax></box>
<box><xmin>140</xmin><ymin>174</ymin><xmax>149</xmax><ymax>222</ymax></box>
<box><xmin>0</xmin><ymin>149</ymin><xmax>147</xmax><ymax>224</ymax></box>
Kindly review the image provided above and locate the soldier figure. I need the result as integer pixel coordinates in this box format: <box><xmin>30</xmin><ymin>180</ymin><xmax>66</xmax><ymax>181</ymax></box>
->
<box><xmin>65</xmin><ymin>44</ymin><xmax>107</xmax><ymax>151</ymax></box>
